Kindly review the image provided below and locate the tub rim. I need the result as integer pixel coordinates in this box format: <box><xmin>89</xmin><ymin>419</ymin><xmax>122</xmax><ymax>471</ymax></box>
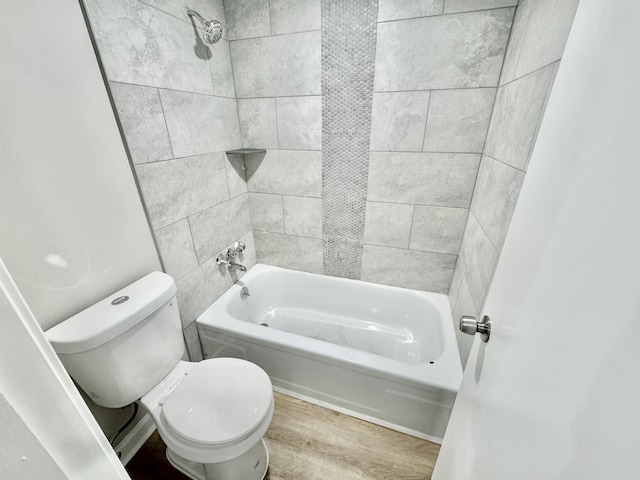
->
<box><xmin>196</xmin><ymin>264</ymin><xmax>463</xmax><ymax>393</ymax></box>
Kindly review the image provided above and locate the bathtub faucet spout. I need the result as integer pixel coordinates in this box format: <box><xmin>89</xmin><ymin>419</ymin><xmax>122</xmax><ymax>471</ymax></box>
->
<box><xmin>228</xmin><ymin>261</ymin><xmax>247</xmax><ymax>272</ymax></box>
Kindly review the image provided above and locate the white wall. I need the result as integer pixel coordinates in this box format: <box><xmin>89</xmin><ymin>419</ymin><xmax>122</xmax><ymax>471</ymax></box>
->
<box><xmin>0</xmin><ymin>260</ymin><xmax>130</xmax><ymax>479</ymax></box>
<box><xmin>0</xmin><ymin>0</ymin><xmax>161</xmax><ymax>331</ymax></box>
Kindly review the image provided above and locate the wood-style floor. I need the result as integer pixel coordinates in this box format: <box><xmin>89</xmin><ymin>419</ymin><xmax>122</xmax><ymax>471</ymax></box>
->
<box><xmin>126</xmin><ymin>392</ymin><xmax>440</xmax><ymax>480</ymax></box>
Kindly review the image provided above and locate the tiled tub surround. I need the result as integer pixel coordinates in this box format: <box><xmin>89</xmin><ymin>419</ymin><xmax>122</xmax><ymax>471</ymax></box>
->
<box><xmin>227</xmin><ymin>0</ymin><xmax>326</xmax><ymax>278</ymax></box>
<box><xmin>87</xmin><ymin>0</ymin><xmax>576</xmax><ymax>367</ymax></box>
<box><xmin>84</xmin><ymin>0</ymin><xmax>252</xmax><ymax>360</ymax></box>
<box><xmin>448</xmin><ymin>0</ymin><xmax>579</xmax><ymax>365</ymax></box>
<box><xmin>364</xmin><ymin>4</ymin><xmax>514</xmax><ymax>293</ymax></box>
<box><xmin>230</xmin><ymin>0</ymin><xmax>516</xmax><ymax>295</ymax></box>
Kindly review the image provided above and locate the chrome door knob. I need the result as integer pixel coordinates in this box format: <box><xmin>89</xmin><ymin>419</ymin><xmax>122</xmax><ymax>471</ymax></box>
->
<box><xmin>459</xmin><ymin>315</ymin><xmax>491</xmax><ymax>343</ymax></box>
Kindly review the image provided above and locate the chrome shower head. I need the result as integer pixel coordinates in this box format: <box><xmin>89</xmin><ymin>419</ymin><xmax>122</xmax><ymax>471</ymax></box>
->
<box><xmin>187</xmin><ymin>10</ymin><xmax>223</xmax><ymax>44</ymax></box>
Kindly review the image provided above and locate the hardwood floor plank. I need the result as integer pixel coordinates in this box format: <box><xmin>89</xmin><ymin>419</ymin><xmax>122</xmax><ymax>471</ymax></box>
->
<box><xmin>128</xmin><ymin>392</ymin><xmax>439</xmax><ymax>480</ymax></box>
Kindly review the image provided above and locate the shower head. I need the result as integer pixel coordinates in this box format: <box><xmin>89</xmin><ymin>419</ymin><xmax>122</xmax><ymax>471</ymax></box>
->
<box><xmin>187</xmin><ymin>10</ymin><xmax>223</xmax><ymax>44</ymax></box>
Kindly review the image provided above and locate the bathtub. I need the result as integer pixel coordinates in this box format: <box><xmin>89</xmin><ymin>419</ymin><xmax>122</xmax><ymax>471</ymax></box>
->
<box><xmin>196</xmin><ymin>264</ymin><xmax>462</xmax><ymax>443</ymax></box>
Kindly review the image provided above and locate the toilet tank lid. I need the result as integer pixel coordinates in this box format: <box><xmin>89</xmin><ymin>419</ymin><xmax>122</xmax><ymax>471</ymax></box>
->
<box><xmin>45</xmin><ymin>272</ymin><xmax>177</xmax><ymax>354</ymax></box>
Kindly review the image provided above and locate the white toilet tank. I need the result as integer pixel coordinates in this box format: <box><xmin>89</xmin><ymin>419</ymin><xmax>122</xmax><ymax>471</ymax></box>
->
<box><xmin>46</xmin><ymin>272</ymin><xmax>185</xmax><ymax>408</ymax></box>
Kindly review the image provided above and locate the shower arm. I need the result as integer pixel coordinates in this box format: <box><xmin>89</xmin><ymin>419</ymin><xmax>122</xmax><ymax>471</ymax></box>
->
<box><xmin>187</xmin><ymin>10</ymin><xmax>207</xmax><ymax>28</ymax></box>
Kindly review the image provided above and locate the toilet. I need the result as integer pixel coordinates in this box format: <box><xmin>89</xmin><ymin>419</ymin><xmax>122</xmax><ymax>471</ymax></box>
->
<box><xmin>45</xmin><ymin>271</ymin><xmax>273</xmax><ymax>480</ymax></box>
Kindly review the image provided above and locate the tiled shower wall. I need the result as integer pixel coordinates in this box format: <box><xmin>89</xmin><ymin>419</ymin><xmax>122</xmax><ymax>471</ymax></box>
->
<box><xmin>449</xmin><ymin>0</ymin><xmax>579</xmax><ymax>365</ymax></box>
<box><xmin>230</xmin><ymin>0</ymin><xmax>516</xmax><ymax>293</ymax></box>
<box><xmin>226</xmin><ymin>0</ymin><xmax>325</xmax><ymax>273</ymax></box>
<box><xmin>84</xmin><ymin>0</ymin><xmax>257</xmax><ymax>360</ymax></box>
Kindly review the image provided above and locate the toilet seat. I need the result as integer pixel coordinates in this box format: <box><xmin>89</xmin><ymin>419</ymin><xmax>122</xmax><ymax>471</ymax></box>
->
<box><xmin>161</xmin><ymin>358</ymin><xmax>273</xmax><ymax>446</ymax></box>
<box><xmin>141</xmin><ymin>358</ymin><xmax>274</xmax><ymax>465</ymax></box>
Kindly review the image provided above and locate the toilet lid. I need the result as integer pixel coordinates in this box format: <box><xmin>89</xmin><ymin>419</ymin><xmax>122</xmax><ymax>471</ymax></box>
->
<box><xmin>161</xmin><ymin>358</ymin><xmax>273</xmax><ymax>445</ymax></box>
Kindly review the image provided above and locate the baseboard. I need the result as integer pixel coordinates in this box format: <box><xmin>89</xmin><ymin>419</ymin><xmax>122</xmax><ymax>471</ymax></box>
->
<box><xmin>113</xmin><ymin>413</ymin><xmax>156</xmax><ymax>466</ymax></box>
<box><xmin>272</xmin><ymin>386</ymin><xmax>443</xmax><ymax>445</ymax></box>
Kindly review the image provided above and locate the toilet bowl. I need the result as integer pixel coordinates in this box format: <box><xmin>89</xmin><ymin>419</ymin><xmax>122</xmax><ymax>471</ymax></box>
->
<box><xmin>141</xmin><ymin>358</ymin><xmax>273</xmax><ymax>479</ymax></box>
<box><xmin>44</xmin><ymin>271</ymin><xmax>273</xmax><ymax>480</ymax></box>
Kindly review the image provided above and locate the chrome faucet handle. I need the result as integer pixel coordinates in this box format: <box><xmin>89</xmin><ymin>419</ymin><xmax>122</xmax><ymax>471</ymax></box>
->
<box><xmin>215</xmin><ymin>256</ymin><xmax>228</xmax><ymax>266</ymax></box>
<box><xmin>234</xmin><ymin>241</ymin><xmax>246</xmax><ymax>253</ymax></box>
<box><xmin>226</xmin><ymin>247</ymin><xmax>237</xmax><ymax>259</ymax></box>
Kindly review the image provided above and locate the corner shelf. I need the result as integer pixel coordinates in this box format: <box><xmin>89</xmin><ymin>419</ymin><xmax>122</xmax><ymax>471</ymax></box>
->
<box><xmin>225</xmin><ymin>148</ymin><xmax>267</xmax><ymax>155</ymax></box>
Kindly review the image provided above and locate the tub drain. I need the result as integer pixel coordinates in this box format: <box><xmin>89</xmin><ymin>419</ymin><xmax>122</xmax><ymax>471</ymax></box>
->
<box><xmin>259</xmin><ymin>322</ymin><xmax>269</xmax><ymax>327</ymax></box>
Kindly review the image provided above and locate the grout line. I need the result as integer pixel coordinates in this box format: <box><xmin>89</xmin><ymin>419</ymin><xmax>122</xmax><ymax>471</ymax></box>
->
<box><xmin>280</xmin><ymin>194</ymin><xmax>286</xmax><ymax>234</ymax></box>
<box><xmin>362</xmin><ymin>242</ymin><xmax>459</xmax><ymax>259</ymax></box>
<box><xmin>108</xmin><ymin>80</ymin><xmax>236</xmax><ymax>100</ymax></box>
<box><xmin>267</xmin><ymin>0</ymin><xmax>274</xmax><ymax>36</ymax></box>
<box><xmin>157</xmin><ymin>88</ymin><xmax>176</xmax><ymax>159</ymax></box>
<box><xmin>407</xmin><ymin>205</ymin><xmax>416</xmax><ymax>249</ymax></box>
<box><xmin>369</xmin><ymin>150</ymin><xmax>482</xmax><ymax>155</ymax></box>
<box><xmin>185</xmin><ymin>216</ymin><xmax>202</xmax><ymax>265</ymax></box>
<box><xmin>376</xmin><ymin>4</ymin><xmax>517</xmax><ymax>26</ymax></box>
<box><xmin>484</xmin><ymin>153</ymin><xmax>526</xmax><ymax>174</ymax></box>
<box><xmin>499</xmin><ymin>58</ymin><xmax>563</xmax><ymax>89</ymax></box>
<box><xmin>253</xmin><ymin>230</ymin><xmax>322</xmax><ymax>241</ymax></box>
<box><xmin>237</xmin><ymin>93</ymin><xmax>323</xmax><ymax>100</ymax></box>
<box><xmin>421</xmin><ymin>90</ymin><xmax>433</xmax><ymax>151</ymax></box>
<box><xmin>274</xmin><ymin>97</ymin><xmax>282</xmax><ymax>149</ymax></box>
<box><xmin>228</xmin><ymin>28</ymin><xmax>321</xmax><ymax>43</ymax></box>
<box><xmin>367</xmin><ymin>200</ymin><xmax>470</xmax><ymax>211</ymax></box>
<box><xmin>226</xmin><ymin>33</ymin><xmax>243</xmax><ymax>148</ymax></box>
<box><xmin>373</xmin><ymin>86</ymin><xmax>499</xmax><ymax>95</ymax></box>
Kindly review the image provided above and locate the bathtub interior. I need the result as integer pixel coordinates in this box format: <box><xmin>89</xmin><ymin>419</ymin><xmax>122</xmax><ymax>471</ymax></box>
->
<box><xmin>226</xmin><ymin>266</ymin><xmax>447</xmax><ymax>364</ymax></box>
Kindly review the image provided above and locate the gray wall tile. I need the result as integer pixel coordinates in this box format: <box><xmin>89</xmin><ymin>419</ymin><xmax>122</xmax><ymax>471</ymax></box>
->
<box><xmin>85</xmin><ymin>0</ymin><xmax>212</xmax><ymax>94</ymax></box>
<box><xmin>224</xmin><ymin>0</ymin><xmax>271</xmax><ymax>40</ymax></box>
<box><xmin>141</xmin><ymin>0</ymin><xmax>226</xmax><ymax>34</ymax></box>
<box><xmin>500</xmin><ymin>0</ymin><xmax>578</xmax><ymax>85</ymax></box>
<box><xmin>484</xmin><ymin>63</ymin><xmax>556</xmax><ymax>170</ymax></box>
<box><xmin>444</xmin><ymin>0</ymin><xmax>518</xmax><ymax>14</ymax></box>
<box><xmin>378</xmin><ymin>0</ymin><xmax>443</xmax><ymax>21</ymax></box>
<box><xmin>175</xmin><ymin>256</ymin><xmax>234</xmax><ymax>326</ymax></box>
<box><xmin>254</xmin><ymin>231</ymin><xmax>324</xmax><ymax>274</ymax></box>
<box><xmin>270</xmin><ymin>0</ymin><xmax>321</xmax><ymax>35</ymax></box>
<box><xmin>188</xmin><ymin>194</ymin><xmax>252</xmax><ymax>263</ymax></box>
<box><xmin>409</xmin><ymin>206</ymin><xmax>468</xmax><ymax>254</ymax></box>
<box><xmin>448</xmin><ymin>256</ymin><xmax>464</xmax><ymax>309</ymax></box>
<box><xmin>423</xmin><ymin>88</ymin><xmax>495</xmax><ymax>153</ymax></box>
<box><xmin>159</xmin><ymin>90</ymin><xmax>240</xmax><ymax>157</ymax></box>
<box><xmin>276</xmin><ymin>96</ymin><xmax>322</xmax><ymax>150</ymax></box>
<box><xmin>208</xmin><ymin>39</ymin><xmax>236</xmax><ymax>97</ymax></box>
<box><xmin>370</xmin><ymin>91</ymin><xmax>431</xmax><ymax>152</ymax></box>
<box><xmin>374</xmin><ymin>8</ymin><xmax>513</xmax><ymax>91</ymax></box>
<box><xmin>451</xmin><ymin>274</ymin><xmax>477</xmax><ymax>368</ymax></box>
<box><xmin>367</xmin><ymin>152</ymin><xmax>480</xmax><ymax>207</ymax></box>
<box><xmin>459</xmin><ymin>213</ymin><xmax>499</xmax><ymax>312</ymax></box>
<box><xmin>246</xmin><ymin>150</ymin><xmax>322</xmax><ymax>197</ymax></box>
<box><xmin>230</xmin><ymin>31</ymin><xmax>321</xmax><ymax>97</ymax></box>
<box><xmin>109</xmin><ymin>83</ymin><xmax>173</xmax><ymax>164</ymax></box>
<box><xmin>361</xmin><ymin>245</ymin><xmax>456</xmax><ymax>293</ymax></box>
<box><xmin>154</xmin><ymin>219</ymin><xmax>199</xmax><ymax>280</ymax></box>
<box><xmin>237</xmin><ymin>98</ymin><xmax>279</xmax><ymax>149</ymax></box>
<box><xmin>225</xmin><ymin>155</ymin><xmax>248</xmax><ymax>198</ymax></box>
<box><xmin>470</xmin><ymin>155</ymin><xmax>525</xmax><ymax>251</ymax></box>
<box><xmin>249</xmin><ymin>192</ymin><xmax>284</xmax><ymax>232</ymax></box>
<box><xmin>135</xmin><ymin>153</ymin><xmax>230</xmax><ymax>229</ymax></box>
<box><xmin>363</xmin><ymin>202</ymin><xmax>414</xmax><ymax>248</ymax></box>
<box><xmin>283</xmin><ymin>196</ymin><xmax>323</xmax><ymax>238</ymax></box>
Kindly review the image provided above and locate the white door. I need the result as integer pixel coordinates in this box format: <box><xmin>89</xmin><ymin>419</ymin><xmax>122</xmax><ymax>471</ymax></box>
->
<box><xmin>433</xmin><ymin>1</ymin><xmax>640</xmax><ymax>479</ymax></box>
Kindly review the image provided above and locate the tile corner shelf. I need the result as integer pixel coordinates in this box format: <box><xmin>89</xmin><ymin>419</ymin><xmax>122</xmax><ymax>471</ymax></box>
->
<box><xmin>225</xmin><ymin>148</ymin><xmax>267</xmax><ymax>155</ymax></box>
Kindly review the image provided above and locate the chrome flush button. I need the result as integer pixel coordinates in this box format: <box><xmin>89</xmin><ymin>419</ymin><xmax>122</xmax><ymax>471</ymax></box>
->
<box><xmin>111</xmin><ymin>296</ymin><xmax>129</xmax><ymax>305</ymax></box>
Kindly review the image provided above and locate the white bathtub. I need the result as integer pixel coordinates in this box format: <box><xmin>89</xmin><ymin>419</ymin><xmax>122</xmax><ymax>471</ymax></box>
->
<box><xmin>196</xmin><ymin>264</ymin><xmax>462</xmax><ymax>442</ymax></box>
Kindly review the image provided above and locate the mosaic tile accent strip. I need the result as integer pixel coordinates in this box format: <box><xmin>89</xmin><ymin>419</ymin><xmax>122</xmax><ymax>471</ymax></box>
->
<box><xmin>321</xmin><ymin>0</ymin><xmax>379</xmax><ymax>279</ymax></box>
